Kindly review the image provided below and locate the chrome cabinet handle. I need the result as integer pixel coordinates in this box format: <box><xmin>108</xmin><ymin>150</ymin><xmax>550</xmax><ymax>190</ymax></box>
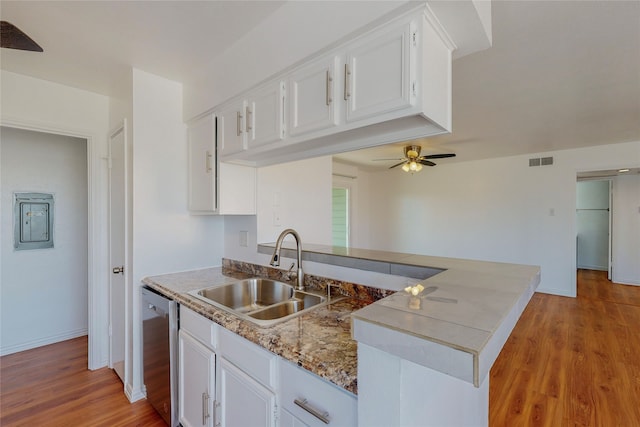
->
<box><xmin>294</xmin><ymin>398</ymin><xmax>330</xmax><ymax>424</ymax></box>
<box><xmin>205</xmin><ymin>150</ymin><xmax>212</xmax><ymax>173</ymax></box>
<box><xmin>246</xmin><ymin>105</ymin><xmax>253</xmax><ymax>133</ymax></box>
<box><xmin>236</xmin><ymin>111</ymin><xmax>244</xmax><ymax>136</ymax></box>
<box><xmin>202</xmin><ymin>392</ymin><xmax>210</xmax><ymax>425</ymax></box>
<box><xmin>344</xmin><ymin>63</ymin><xmax>351</xmax><ymax>101</ymax></box>
<box><xmin>326</xmin><ymin>70</ymin><xmax>333</xmax><ymax>106</ymax></box>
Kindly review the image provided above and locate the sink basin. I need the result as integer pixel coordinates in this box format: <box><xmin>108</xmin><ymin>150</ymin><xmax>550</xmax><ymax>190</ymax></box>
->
<box><xmin>194</xmin><ymin>278</ymin><xmax>294</xmax><ymax>314</ymax></box>
<box><xmin>248</xmin><ymin>291</ymin><xmax>324</xmax><ymax>321</ymax></box>
<box><xmin>188</xmin><ymin>278</ymin><xmax>329</xmax><ymax>326</ymax></box>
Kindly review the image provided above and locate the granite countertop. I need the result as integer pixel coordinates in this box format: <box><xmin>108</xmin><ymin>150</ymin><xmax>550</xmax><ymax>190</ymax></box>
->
<box><xmin>142</xmin><ymin>267</ymin><xmax>369</xmax><ymax>394</ymax></box>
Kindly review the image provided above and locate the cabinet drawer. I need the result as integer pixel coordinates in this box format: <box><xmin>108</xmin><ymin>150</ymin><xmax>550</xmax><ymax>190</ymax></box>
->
<box><xmin>218</xmin><ymin>327</ymin><xmax>276</xmax><ymax>389</ymax></box>
<box><xmin>180</xmin><ymin>306</ymin><xmax>217</xmax><ymax>350</ymax></box>
<box><xmin>279</xmin><ymin>359</ymin><xmax>357</xmax><ymax>427</ymax></box>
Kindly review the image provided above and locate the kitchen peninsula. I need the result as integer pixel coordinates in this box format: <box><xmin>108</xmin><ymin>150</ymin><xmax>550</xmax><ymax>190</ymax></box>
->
<box><xmin>144</xmin><ymin>246</ymin><xmax>539</xmax><ymax>427</ymax></box>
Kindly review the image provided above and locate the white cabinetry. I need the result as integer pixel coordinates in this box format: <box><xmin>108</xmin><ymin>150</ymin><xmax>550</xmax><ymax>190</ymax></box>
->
<box><xmin>178</xmin><ymin>330</ymin><xmax>215</xmax><ymax>427</ymax></box>
<box><xmin>218</xmin><ymin>358</ymin><xmax>276</xmax><ymax>427</ymax></box>
<box><xmin>217</xmin><ymin>80</ymin><xmax>284</xmax><ymax>157</ymax></box>
<box><xmin>279</xmin><ymin>359</ymin><xmax>357</xmax><ymax>427</ymax></box>
<box><xmin>187</xmin><ymin>112</ymin><xmax>216</xmax><ymax>212</ymax></box>
<box><xmin>345</xmin><ymin>20</ymin><xmax>414</xmax><ymax>123</ymax></box>
<box><xmin>187</xmin><ymin>113</ymin><xmax>256</xmax><ymax>215</ymax></box>
<box><xmin>288</xmin><ymin>55</ymin><xmax>340</xmax><ymax>137</ymax></box>
<box><xmin>213</xmin><ymin>4</ymin><xmax>451</xmax><ymax>166</ymax></box>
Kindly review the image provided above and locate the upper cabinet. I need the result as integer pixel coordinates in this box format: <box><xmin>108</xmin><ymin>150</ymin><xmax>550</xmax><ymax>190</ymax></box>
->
<box><xmin>345</xmin><ymin>20</ymin><xmax>414</xmax><ymax>123</ymax></box>
<box><xmin>287</xmin><ymin>55</ymin><xmax>340</xmax><ymax>137</ymax></box>
<box><xmin>217</xmin><ymin>80</ymin><xmax>285</xmax><ymax>158</ymax></box>
<box><xmin>187</xmin><ymin>112</ymin><xmax>256</xmax><ymax>215</ymax></box>
<box><xmin>204</xmin><ymin>4</ymin><xmax>454</xmax><ymax>166</ymax></box>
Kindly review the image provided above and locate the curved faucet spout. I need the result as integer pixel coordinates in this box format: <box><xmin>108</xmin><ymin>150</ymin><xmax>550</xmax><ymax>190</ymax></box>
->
<box><xmin>270</xmin><ymin>229</ymin><xmax>304</xmax><ymax>290</ymax></box>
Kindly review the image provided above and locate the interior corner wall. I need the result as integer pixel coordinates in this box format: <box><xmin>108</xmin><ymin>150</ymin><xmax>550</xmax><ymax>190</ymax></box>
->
<box><xmin>0</xmin><ymin>128</ymin><xmax>88</xmax><ymax>355</ymax></box>
<box><xmin>130</xmin><ymin>69</ymin><xmax>224</xmax><ymax>398</ymax></box>
<box><xmin>361</xmin><ymin>141</ymin><xmax>640</xmax><ymax>297</ymax></box>
<box><xmin>0</xmin><ymin>70</ymin><xmax>110</xmax><ymax>368</ymax></box>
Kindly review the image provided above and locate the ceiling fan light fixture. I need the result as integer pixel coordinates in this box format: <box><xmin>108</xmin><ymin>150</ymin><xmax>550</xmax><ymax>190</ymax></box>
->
<box><xmin>402</xmin><ymin>163</ymin><xmax>410</xmax><ymax>172</ymax></box>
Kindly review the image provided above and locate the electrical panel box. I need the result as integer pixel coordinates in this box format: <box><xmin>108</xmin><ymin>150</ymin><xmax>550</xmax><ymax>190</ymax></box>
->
<box><xmin>14</xmin><ymin>193</ymin><xmax>54</xmax><ymax>250</ymax></box>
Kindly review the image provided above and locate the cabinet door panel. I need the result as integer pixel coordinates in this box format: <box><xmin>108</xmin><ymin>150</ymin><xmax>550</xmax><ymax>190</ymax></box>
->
<box><xmin>288</xmin><ymin>55</ymin><xmax>339</xmax><ymax>137</ymax></box>
<box><xmin>187</xmin><ymin>113</ymin><xmax>216</xmax><ymax>212</ymax></box>
<box><xmin>179</xmin><ymin>331</ymin><xmax>215</xmax><ymax>427</ymax></box>
<box><xmin>218</xmin><ymin>101</ymin><xmax>246</xmax><ymax>157</ymax></box>
<box><xmin>218</xmin><ymin>357</ymin><xmax>275</xmax><ymax>427</ymax></box>
<box><xmin>346</xmin><ymin>22</ymin><xmax>412</xmax><ymax>123</ymax></box>
<box><xmin>249</xmin><ymin>81</ymin><xmax>284</xmax><ymax>148</ymax></box>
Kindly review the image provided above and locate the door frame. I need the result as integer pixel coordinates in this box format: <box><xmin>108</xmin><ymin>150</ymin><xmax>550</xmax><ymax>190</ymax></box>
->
<box><xmin>108</xmin><ymin>120</ymin><xmax>129</xmax><ymax>381</ymax></box>
<box><xmin>1</xmin><ymin>117</ymin><xmax>105</xmax><ymax>370</ymax></box>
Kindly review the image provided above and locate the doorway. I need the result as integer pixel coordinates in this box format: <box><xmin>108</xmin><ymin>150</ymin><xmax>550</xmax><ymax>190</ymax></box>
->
<box><xmin>576</xmin><ymin>179</ymin><xmax>611</xmax><ymax>278</ymax></box>
<box><xmin>0</xmin><ymin>126</ymin><xmax>89</xmax><ymax>356</ymax></box>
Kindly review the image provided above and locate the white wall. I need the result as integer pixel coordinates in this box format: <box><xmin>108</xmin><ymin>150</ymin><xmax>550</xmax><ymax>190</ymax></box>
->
<box><xmin>183</xmin><ymin>1</ymin><xmax>407</xmax><ymax>120</ymax></box>
<box><xmin>0</xmin><ymin>128</ymin><xmax>88</xmax><ymax>355</ymax></box>
<box><xmin>576</xmin><ymin>180</ymin><xmax>610</xmax><ymax>270</ymax></box>
<box><xmin>129</xmin><ymin>69</ymin><xmax>225</xmax><ymax>399</ymax></box>
<box><xmin>612</xmin><ymin>174</ymin><xmax>640</xmax><ymax>285</ymax></box>
<box><xmin>224</xmin><ymin>156</ymin><xmax>332</xmax><ymax>269</ymax></box>
<box><xmin>0</xmin><ymin>70</ymin><xmax>110</xmax><ymax>368</ymax></box>
<box><xmin>358</xmin><ymin>141</ymin><xmax>640</xmax><ymax>296</ymax></box>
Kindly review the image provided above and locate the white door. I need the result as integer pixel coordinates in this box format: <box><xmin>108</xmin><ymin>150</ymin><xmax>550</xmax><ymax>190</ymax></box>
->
<box><xmin>288</xmin><ymin>54</ymin><xmax>339</xmax><ymax>137</ymax></box>
<box><xmin>108</xmin><ymin>123</ymin><xmax>127</xmax><ymax>382</ymax></box>
<box><xmin>179</xmin><ymin>331</ymin><xmax>215</xmax><ymax>427</ymax></box>
<box><xmin>218</xmin><ymin>357</ymin><xmax>276</xmax><ymax>427</ymax></box>
<box><xmin>345</xmin><ymin>20</ymin><xmax>413</xmax><ymax>123</ymax></box>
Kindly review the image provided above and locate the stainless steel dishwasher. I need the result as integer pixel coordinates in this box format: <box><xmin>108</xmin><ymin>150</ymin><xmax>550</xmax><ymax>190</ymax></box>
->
<box><xmin>142</xmin><ymin>286</ymin><xmax>178</xmax><ymax>427</ymax></box>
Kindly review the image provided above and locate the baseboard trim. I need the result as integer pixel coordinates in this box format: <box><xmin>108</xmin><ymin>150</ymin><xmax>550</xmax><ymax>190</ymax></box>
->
<box><xmin>0</xmin><ymin>328</ymin><xmax>88</xmax><ymax>356</ymax></box>
<box><xmin>125</xmin><ymin>383</ymin><xmax>146</xmax><ymax>403</ymax></box>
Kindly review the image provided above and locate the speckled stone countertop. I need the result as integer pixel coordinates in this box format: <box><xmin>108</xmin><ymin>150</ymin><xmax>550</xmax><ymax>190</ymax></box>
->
<box><xmin>142</xmin><ymin>266</ymin><xmax>372</xmax><ymax>395</ymax></box>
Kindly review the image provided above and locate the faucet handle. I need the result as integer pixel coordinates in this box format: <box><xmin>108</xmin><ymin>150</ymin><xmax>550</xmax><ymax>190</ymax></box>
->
<box><xmin>287</xmin><ymin>262</ymin><xmax>296</xmax><ymax>272</ymax></box>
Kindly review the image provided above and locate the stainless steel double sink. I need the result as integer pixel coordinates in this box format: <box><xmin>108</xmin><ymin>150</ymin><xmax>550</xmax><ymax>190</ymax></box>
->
<box><xmin>187</xmin><ymin>278</ymin><xmax>328</xmax><ymax>326</ymax></box>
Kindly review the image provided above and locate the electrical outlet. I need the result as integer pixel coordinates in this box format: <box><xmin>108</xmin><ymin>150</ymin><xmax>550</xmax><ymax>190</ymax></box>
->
<box><xmin>239</xmin><ymin>231</ymin><xmax>248</xmax><ymax>247</ymax></box>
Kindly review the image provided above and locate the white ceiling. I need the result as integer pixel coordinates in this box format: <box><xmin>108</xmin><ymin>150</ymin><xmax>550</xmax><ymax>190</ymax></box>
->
<box><xmin>1</xmin><ymin>1</ymin><xmax>639</xmax><ymax>168</ymax></box>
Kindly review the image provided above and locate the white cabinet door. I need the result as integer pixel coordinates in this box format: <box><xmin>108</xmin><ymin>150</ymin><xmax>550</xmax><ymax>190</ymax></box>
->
<box><xmin>345</xmin><ymin>21</ymin><xmax>413</xmax><ymax>123</ymax></box>
<box><xmin>217</xmin><ymin>100</ymin><xmax>247</xmax><ymax>157</ymax></box>
<box><xmin>247</xmin><ymin>81</ymin><xmax>284</xmax><ymax>148</ymax></box>
<box><xmin>288</xmin><ymin>55</ymin><xmax>339</xmax><ymax>137</ymax></box>
<box><xmin>187</xmin><ymin>113</ymin><xmax>216</xmax><ymax>212</ymax></box>
<box><xmin>179</xmin><ymin>330</ymin><xmax>215</xmax><ymax>427</ymax></box>
<box><xmin>280</xmin><ymin>409</ymin><xmax>309</xmax><ymax>427</ymax></box>
<box><xmin>217</xmin><ymin>357</ymin><xmax>276</xmax><ymax>427</ymax></box>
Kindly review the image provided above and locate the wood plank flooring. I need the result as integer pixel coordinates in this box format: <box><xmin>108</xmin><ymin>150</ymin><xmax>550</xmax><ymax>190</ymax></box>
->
<box><xmin>1</xmin><ymin>269</ymin><xmax>638</xmax><ymax>426</ymax></box>
<box><xmin>0</xmin><ymin>336</ymin><xmax>165</xmax><ymax>427</ymax></box>
<box><xmin>490</xmin><ymin>269</ymin><xmax>640</xmax><ymax>426</ymax></box>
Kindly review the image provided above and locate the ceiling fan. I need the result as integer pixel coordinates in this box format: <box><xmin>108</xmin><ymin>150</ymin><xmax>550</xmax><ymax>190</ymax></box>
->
<box><xmin>1</xmin><ymin>21</ymin><xmax>43</xmax><ymax>52</ymax></box>
<box><xmin>375</xmin><ymin>145</ymin><xmax>456</xmax><ymax>172</ymax></box>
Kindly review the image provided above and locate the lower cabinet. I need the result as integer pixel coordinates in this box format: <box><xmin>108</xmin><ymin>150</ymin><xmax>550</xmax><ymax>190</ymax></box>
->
<box><xmin>178</xmin><ymin>306</ymin><xmax>357</xmax><ymax>427</ymax></box>
<box><xmin>178</xmin><ymin>330</ymin><xmax>215</xmax><ymax>427</ymax></box>
<box><xmin>218</xmin><ymin>357</ymin><xmax>276</xmax><ymax>427</ymax></box>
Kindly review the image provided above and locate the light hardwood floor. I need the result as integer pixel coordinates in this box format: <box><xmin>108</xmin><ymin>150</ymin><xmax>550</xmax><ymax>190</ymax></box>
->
<box><xmin>1</xmin><ymin>269</ymin><xmax>638</xmax><ymax>426</ymax></box>
<box><xmin>490</xmin><ymin>269</ymin><xmax>640</xmax><ymax>426</ymax></box>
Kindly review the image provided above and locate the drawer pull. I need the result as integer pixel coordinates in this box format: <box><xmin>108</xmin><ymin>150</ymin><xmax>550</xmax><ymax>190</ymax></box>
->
<box><xmin>294</xmin><ymin>398</ymin><xmax>330</xmax><ymax>424</ymax></box>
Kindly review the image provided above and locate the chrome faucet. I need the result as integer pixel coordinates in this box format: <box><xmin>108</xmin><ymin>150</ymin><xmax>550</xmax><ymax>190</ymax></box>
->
<box><xmin>270</xmin><ymin>228</ymin><xmax>304</xmax><ymax>290</ymax></box>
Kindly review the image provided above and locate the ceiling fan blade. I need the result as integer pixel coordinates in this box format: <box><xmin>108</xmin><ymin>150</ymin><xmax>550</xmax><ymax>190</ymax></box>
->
<box><xmin>1</xmin><ymin>21</ymin><xmax>43</xmax><ymax>52</ymax></box>
<box><xmin>418</xmin><ymin>159</ymin><xmax>436</xmax><ymax>167</ymax></box>
<box><xmin>389</xmin><ymin>161</ymin><xmax>406</xmax><ymax>169</ymax></box>
<box><xmin>372</xmin><ymin>158</ymin><xmax>405</xmax><ymax>161</ymax></box>
<box><xmin>420</xmin><ymin>153</ymin><xmax>456</xmax><ymax>159</ymax></box>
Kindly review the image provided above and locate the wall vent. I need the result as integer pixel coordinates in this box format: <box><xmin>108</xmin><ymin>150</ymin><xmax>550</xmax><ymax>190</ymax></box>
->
<box><xmin>529</xmin><ymin>157</ymin><xmax>554</xmax><ymax>167</ymax></box>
